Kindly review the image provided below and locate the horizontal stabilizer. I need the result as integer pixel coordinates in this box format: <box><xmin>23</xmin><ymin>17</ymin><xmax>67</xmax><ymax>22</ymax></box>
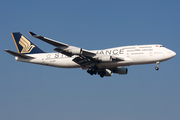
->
<box><xmin>4</xmin><ymin>49</ymin><xmax>35</xmax><ymax>59</ymax></box>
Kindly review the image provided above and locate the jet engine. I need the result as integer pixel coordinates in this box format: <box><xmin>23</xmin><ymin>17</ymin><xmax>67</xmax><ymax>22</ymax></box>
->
<box><xmin>113</xmin><ymin>68</ymin><xmax>128</xmax><ymax>74</ymax></box>
<box><xmin>67</xmin><ymin>48</ymin><xmax>82</xmax><ymax>55</ymax></box>
<box><xmin>98</xmin><ymin>56</ymin><xmax>112</xmax><ymax>62</ymax></box>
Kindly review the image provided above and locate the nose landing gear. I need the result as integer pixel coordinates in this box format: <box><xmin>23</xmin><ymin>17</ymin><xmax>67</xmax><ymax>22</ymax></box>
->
<box><xmin>155</xmin><ymin>62</ymin><xmax>160</xmax><ymax>70</ymax></box>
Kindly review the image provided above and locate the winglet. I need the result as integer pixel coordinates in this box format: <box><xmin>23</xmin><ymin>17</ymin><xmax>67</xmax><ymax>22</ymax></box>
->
<box><xmin>28</xmin><ymin>31</ymin><xmax>37</xmax><ymax>37</ymax></box>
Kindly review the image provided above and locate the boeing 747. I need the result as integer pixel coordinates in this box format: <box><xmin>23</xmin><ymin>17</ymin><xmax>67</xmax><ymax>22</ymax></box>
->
<box><xmin>4</xmin><ymin>32</ymin><xmax>176</xmax><ymax>77</ymax></box>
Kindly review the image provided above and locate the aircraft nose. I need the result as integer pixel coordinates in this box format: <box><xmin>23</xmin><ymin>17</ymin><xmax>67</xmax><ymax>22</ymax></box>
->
<box><xmin>163</xmin><ymin>49</ymin><xmax>176</xmax><ymax>59</ymax></box>
<box><xmin>171</xmin><ymin>51</ymin><xmax>176</xmax><ymax>57</ymax></box>
<box><xmin>168</xmin><ymin>50</ymin><xmax>176</xmax><ymax>58</ymax></box>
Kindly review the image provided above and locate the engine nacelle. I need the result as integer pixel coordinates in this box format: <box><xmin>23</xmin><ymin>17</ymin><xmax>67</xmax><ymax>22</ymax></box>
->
<box><xmin>113</xmin><ymin>68</ymin><xmax>128</xmax><ymax>74</ymax></box>
<box><xmin>68</xmin><ymin>48</ymin><xmax>82</xmax><ymax>55</ymax></box>
<box><xmin>98</xmin><ymin>56</ymin><xmax>112</xmax><ymax>62</ymax></box>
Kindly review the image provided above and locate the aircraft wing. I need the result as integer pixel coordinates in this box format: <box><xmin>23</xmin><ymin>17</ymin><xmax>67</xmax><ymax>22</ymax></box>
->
<box><xmin>29</xmin><ymin>31</ymin><xmax>95</xmax><ymax>57</ymax></box>
<box><xmin>29</xmin><ymin>31</ymin><xmax>124</xmax><ymax>67</ymax></box>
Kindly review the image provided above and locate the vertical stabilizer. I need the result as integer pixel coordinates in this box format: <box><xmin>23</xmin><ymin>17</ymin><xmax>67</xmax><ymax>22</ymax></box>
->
<box><xmin>11</xmin><ymin>32</ymin><xmax>45</xmax><ymax>54</ymax></box>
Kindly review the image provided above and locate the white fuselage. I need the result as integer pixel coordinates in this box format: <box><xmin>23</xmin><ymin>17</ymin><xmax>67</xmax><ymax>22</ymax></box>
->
<box><xmin>15</xmin><ymin>44</ymin><xmax>176</xmax><ymax>68</ymax></box>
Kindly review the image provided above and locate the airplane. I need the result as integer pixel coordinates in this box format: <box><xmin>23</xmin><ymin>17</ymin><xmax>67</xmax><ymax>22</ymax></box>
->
<box><xmin>4</xmin><ymin>31</ymin><xmax>176</xmax><ymax>78</ymax></box>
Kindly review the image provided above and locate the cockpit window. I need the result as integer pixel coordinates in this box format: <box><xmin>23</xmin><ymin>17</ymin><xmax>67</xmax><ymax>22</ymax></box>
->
<box><xmin>160</xmin><ymin>45</ymin><xmax>164</xmax><ymax>47</ymax></box>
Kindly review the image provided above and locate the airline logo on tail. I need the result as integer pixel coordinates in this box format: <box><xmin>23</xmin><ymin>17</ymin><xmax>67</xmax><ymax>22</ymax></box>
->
<box><xmin>19</xmin><ymin>35</ymin><xmax>35</xmax><ymax>53</ymax></box>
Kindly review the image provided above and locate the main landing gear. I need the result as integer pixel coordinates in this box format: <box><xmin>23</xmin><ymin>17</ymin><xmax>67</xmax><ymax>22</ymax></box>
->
<box><xmin>87</xmin><ymin>66</ymin><xmax>98</xmax><ymax>75</ymax></box>
<box><xmin>155</xmin><ymin>62</ymin><xmax>160</xmax><ymax>70</ymax></box>
<box><xmin>86</xmin><ymin>66</ymin><xmax>106</xmax><ymax>78</ymax></box>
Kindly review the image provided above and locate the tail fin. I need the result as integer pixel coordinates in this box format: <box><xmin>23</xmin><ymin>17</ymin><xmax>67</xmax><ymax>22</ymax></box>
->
<box><xmin>11</xmin><ymin>32</ymin><xmax>45</xmax><ymax>54</ymax></box>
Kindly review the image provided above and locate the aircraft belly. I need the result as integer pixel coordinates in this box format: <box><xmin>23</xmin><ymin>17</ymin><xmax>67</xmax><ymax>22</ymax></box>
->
<box><xmin>97</xmin><ymin>61</ymin><xmax>133</xmax><ymax>68</ymax></box>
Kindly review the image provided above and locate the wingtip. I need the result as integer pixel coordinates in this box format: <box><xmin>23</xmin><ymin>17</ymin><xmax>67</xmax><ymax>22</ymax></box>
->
<box><xmin>28</xmin><ymin>31</ymin><xmax>36</xmax><ymax>36</ymax></box>
<box><xmin>4</xmin><ymin>49</ymin><xmax>9</xmax><ymax>52</ymax></box>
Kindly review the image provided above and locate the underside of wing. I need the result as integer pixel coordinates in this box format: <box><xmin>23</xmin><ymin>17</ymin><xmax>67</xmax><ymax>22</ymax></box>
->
<box><xmin>72</xmin><ymin>55</ymin><xmax>97</xmax><ymax>67</ymax></box>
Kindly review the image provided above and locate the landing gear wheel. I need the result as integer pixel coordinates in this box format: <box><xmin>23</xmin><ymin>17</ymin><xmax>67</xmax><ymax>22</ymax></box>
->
<box><xmin>87</xmin><ymin>69</ymin><xmax>93</xmax><ymax>75</ymax></box>
<box><xmin>100</xmin><ymin>75</ymin><xmax>104</xmax><ymax>78</ymax></box>
<box><xmin>99</xmin><ymin>71</ymin><xmax>105</xmax><ymax>78</ymax></box>
<box><xmin>155</xmin><ymin>67</ymin><xmax>159</xmax><ymax>70</ymax></box>
<box><xmin>90</xmin><ymin>71</ymin><xmax>94</xmax><ymax>75</ymax></box>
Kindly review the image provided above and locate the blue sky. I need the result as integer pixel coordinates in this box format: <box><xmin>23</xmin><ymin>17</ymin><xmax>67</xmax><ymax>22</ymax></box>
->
<box><xmin>0</xmin><ymin>0</ymin><xmax>180</xmax><ymax>120</ymax></box>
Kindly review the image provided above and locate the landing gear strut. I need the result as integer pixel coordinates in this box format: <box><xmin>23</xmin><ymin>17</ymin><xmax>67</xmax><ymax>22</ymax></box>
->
<box><xmin>155</xmin><ymin>62</ymin><xmax>159</xmax><ymax>70</ymax></box>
